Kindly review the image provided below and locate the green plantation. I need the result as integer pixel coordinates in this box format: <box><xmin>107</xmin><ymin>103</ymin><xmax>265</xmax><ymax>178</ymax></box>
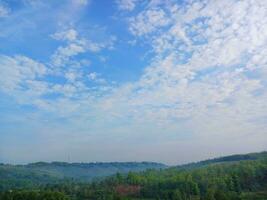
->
<box><xmin>1</xmin><ymin>152</ymin><xmax>267</xmax><ymax>200</ymax></box>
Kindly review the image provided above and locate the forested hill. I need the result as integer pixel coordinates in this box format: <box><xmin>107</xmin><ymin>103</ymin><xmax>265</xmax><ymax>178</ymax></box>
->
<box><xmin>0</xmin><ymin>161</ymin><xmax>166</xmax><ymax>190</ymax></box>
<box><xmin>176</xmin><ymin>151</ymin><xmax>267</xmax><ymax>170</ymax></box>
<box><xmin>1</xmin><ymin>151</ymin><xmax>267</xmax><ymax>199</ymax></box>
<box><xmin>25</xmin><ymin>161</ymin><xmax>166</xmax><ymax>180</ymax></box>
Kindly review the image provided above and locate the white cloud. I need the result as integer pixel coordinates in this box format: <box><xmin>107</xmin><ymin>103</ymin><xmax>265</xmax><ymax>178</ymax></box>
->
<box><xmin>73</xmin><ymin>0</ymin><xmax>90</xmax><ymax>6</ymax></box>
<box><xmin>116</xmin><ymin>0</ymin><xmax>139</xmax><ymax>11</ymax></box>
<box><xmin>51</xmin><ymin>29</ymin><xmax>116</xmax><ymax>67</ymax></box>
<box><xmin>0</xmin><ymin>55</ymin><xmax>47</xmax><ymax>93</ymax></box>
<box><xmin>129</xmin><ymin>8</ymin><xmax>171</xmax><ymax>36</ymax></box>
<box><xmin>88</xmin><ymin>72</ymin><xmax>98</xmax><ymax>80</ymax></box>
<box><xmin>65</xmin><ymin>70</ymin><xmax>81</xmax><ymax>82</ymax></box>
<box><xmin>0</xmin><ymin>27</ymin><xmax>115</xmax><ymax>116</ymax></box>
<box><xmin>95</xmin><ymin>0</ymin><xmax>267</xmax><ymax>145</ymax></box>
<box><xmin>0</xmin><ymin>4</ymin><xmax>9</xmax><ymax>17</ymax></box>
<box><xmin>1</xmin><ymin>0</ymin><xmax>267</xmax><ymax>163</ymax></box>
<box><xmin>51</xmin><ymin>43</ymin><xmax>86</xmax><ymax>67</ymax></box>
<box><xmin>0</xmin><ymin>55</ymin><xmax>53</xmax><ymax>109</ymax></box>
<box><xmin>0</xmin><ymin>54</ymin><xmax>85</xmax><ymax>113</ymax></box>
<box><xmin>87</xmin><ymin>72</ymin><xmax>107</xmax><ymax>84</ymax></box>
<box><xmin>3</xmin><ymin>1</ymin><xmax>267</xmax><ymax>132</ymax></box>
<box><xmin>23</xmin><ymin>0</ymin><xmax>43</xmax><ymax>6</ymax></box>
<box><xmin>51</xmin><ymin>29</ymin><xmax>78</xmax><ymax>42</ymax></box>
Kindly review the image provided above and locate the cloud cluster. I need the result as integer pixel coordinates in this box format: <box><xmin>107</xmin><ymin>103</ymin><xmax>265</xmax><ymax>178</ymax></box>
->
<box><xmin>1</xmin><ymin>0</ymin><xmax>267</xmax><ymax>164</ymax></box>
<box><xmin>103</xmin><ymin>0</ymin><xmax>267</xmax><ymax>142</ymax></box>
<box><xmin>0</xmin><ymin>55</ymin><xmax>47</xmax><ymax>95</ymax></box>
<box><xmin>0</xmin><ymin>26</ymin><xmax>116</xmax><ymax>118</ymax></box>
<box><xmin>51</xmin><ymin>29</ymin><xmax>116</xmax><ymax>67</ymax></box>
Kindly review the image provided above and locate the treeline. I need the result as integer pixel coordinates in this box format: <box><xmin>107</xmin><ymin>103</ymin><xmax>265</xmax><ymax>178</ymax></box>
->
<box><xmin>0</xmin><ymin>161</ymin><xmax>166</xmax><ymax>188</ymax></box>
<box><xmin>176</xmin><ymin>152</ymin><xmax>265</xmax><ymax>170</ymax></box>
<box><xmin>0</xmin><ymin>191</ymin><xmax>70</xmax><ymax>200</ymax></box>
<box><xmin>0</xmin><ymin>165</ymin><xmax>65</xmax><ymax>192</ymax></box>
<box><xmin>1</xmin><ymin>158</ymin><xmax>266</xmax><ymax>200</ymax></box>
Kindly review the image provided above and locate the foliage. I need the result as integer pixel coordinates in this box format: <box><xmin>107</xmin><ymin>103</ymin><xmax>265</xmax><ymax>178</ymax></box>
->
<box><xmin>0</xmin><ymin>162</ymin><xmax>166</xmax><ymax>191</ymax></box>
<box><xmin>0</xmin><ymin>190</ymin><xmax>70</xmax><ymax>200</ymax></box>
<box><xmin>1</xmin><ymin>152</ymin><xmax>267</xmax><ymax>200</ymax></box>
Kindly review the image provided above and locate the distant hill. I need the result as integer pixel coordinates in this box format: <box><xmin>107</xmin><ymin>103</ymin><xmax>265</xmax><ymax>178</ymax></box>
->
<box><xmin>1</xmin><ymin>151</ymin><xmax>266</xmax><ymax>191</ymax></box>
<box><xmin>25</xmin><ymin>161</ymin><xmax>167</xmax><ymax>180</ymax></box>
<box><xmin>1</xmin><ymin>152</ymin><xmax>267</xmax><ymax>199</ymax></box>
<box><xmin>176</xmin><ymin>151</ymin><xmax>267</xmax><ymax>170</ymax></box>
<box><xmin>0</xmin><ymin>162</ymin><xmax>166</xmax><ymax>191</ymax></box>
<box><xmin>0</xmin><ymin>164</ymin><xmax>62</xmax><ymax>191</ymax></box>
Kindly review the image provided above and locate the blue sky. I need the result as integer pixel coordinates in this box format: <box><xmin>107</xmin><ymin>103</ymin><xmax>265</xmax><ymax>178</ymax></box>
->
<box><xmin>0</xmin><ymin>0</ymin><xmax>267</xmax><ymax>165</ymax></box>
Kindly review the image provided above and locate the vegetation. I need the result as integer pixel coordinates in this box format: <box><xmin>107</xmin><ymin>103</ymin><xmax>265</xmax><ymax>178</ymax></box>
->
<box><xmin>0</xmin><ymin>162</ymin><xmax>166</xmax><ymax>191</ymax></box>
<box><xmin>0</xmin><ymin>152</ymin><xmax>267</xmax><ymax>200</ymax></box>
<box><xmin>0</xmin><ymin>191</ymin><xmax>70</xmax><ymax>200</ymax></box>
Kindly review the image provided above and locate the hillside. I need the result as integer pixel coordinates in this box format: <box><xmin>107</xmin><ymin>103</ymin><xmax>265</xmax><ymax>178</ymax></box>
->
<box><xmin>176</xmin><ymin>151</ymin><xmax>267</xmax><ymax>170</ymax></box>
<box><xmin>0</xmin><ymin>162</ymin><xmax>166</xmax><ymax>191</ymax></box>
<box><xmin>1</xmin><ymin>151</ymin><xmax>267</xmax><ymax>192</ymax></box>
<box><xmin>1</xmin><ymin>151</ymin><xmax>267</xmax><ymax>199</ymax></box>
<box><xmin>26</xmin><ymin>161</ymin><xmax>166</xmax><ymax>180</ymax></box>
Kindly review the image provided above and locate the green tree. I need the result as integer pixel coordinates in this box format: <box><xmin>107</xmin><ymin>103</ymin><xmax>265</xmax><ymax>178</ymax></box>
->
<box><xmin>204</xmin><ymin>188</ymin><xmax>216</xmax><ymax>200</ymax></box>
<box><xmin>172</xmin><ymin>189</ymin><xmax>183</xmax><ymax>200</ymax></box>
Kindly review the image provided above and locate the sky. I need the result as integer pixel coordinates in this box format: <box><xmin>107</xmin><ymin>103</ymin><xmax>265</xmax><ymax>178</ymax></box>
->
<box><xmin>0</xmin><ymin>0</ymin><xmax>267</xmax><ymax>165</ymax></box>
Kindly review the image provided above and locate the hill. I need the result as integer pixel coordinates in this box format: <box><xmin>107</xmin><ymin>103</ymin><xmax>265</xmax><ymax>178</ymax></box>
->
<box><xmin>1</xmin><ymin>151</ymin><xmax>267</xmax><ymax>199</ymax></box>
<box><xmin>25</xmin><ymin>161</ymin><xmax>166</xmax><ymax>180</ymax></box>
<box><xmin>176</xmin><ymin>151</ymin><xmax>267</xmax><ymax>169</ymax></box>
<box><xmin>0</xmin><ymin>162</ymin><xmax>166</xmax><ymax>191</ymax></box>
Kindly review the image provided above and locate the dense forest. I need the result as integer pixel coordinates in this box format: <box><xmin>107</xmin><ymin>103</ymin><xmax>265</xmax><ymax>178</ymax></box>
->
<box><xmin>0</xmin><ymin>152</ymin><xmax>267</xmax><ymax>200</ymax></box>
